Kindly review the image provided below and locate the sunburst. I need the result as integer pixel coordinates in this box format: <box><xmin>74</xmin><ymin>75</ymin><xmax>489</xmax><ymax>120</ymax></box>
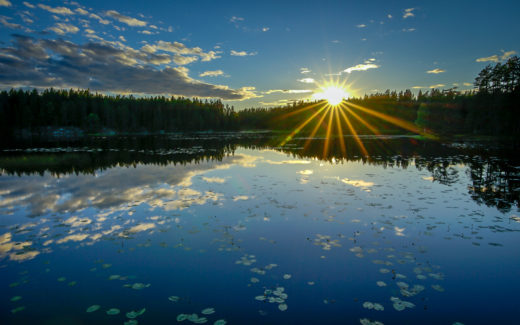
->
<box><xmin>278</xmin><ymin>80</ymin><xmax>436</xmax><ymax>157</ymax></box>
<box><xmin>312</xmin><ymin>82</ymin><xmax>350</xmax><ymax>106</ymax></box>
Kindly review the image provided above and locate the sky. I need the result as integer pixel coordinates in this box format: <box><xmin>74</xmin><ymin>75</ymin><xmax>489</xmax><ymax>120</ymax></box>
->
<box><xmin>0</xmin><ymin>0</ymin><xmax>518</xmax><ymax>109</ymax></box>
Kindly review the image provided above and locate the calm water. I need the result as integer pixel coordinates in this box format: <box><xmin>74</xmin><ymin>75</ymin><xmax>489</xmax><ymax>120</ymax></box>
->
<box><xmin>0</xmin><ymin>135</ymin><xmax>519</xmax><ymax>325</ymax></box>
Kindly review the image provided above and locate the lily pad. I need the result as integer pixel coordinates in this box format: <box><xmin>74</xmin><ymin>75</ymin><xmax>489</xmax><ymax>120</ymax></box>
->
<box><xmin>86</xmin><ymin>305</ymin><xmax>100</xmax><ymax>313</ymax></box>
<box><xmin>201</xmin><ymin>308</ymin><xmax>215</xmax><ymax>315</ymax></box>
<box><xmin>106</xmin><ymin>308</ymin><xmax>120</xmax><ymax>315</ymax></box>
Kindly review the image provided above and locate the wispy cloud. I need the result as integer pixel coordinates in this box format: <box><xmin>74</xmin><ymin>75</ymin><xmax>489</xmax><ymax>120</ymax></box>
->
<box><xmin>476</xmin><ymin>55</ymin><xmax>499</xmax><ymax>63</ymax></box>
<box><xmin>403</xmin><ymin>8</ymin><xmax>415</xmax><ymax>19</ymax></box>
<box><xmin>402</xmin><ymin>28</ymin><xmax>416</xmax><ymax>32</ymax></box>
<box><xmin>343</xmin><ymin>59</ymin><xmax>379</xmax><ymax>73</ymax></box>
<box><xmin>22</xmin><ymin>1</ymin><xmax>34</xmax><ymax>9</ymax></box>
<box><xmin>426</xmin><ymin>68</ymin><xmax>445</xmax><ymax>74</ymax></box>
<box><xmin>38</xmin><ymin>4</ymin><xmax>75</xmax><ymax>15</ymax></box>
<box><xmin>0</xmin><ymin>16</ymin><xmax>22</xmax><ymax>29</ymax></box>
<box><xmin>153</xmin><ymin>41</ymin><xmax>221</xmax><ymax>62</ymax></box>
<box><xmin>263</xmin><ymin>89</ymin><xmax>312</xmax><ymax>94</ymax></box>
<box><xmin>298</xmin><ymin>78</ymin><xmax>315</xmax><ymax>83</ymax></box>
<box><xmin>199</xmin><ymin>70</ymin><xmax>224</xmax><ymax>77</ymax></box>
<box><xmin>89</xmin><ymin>13</ymin><xmax>110</xmax><ymax>25</ymax></box>
<box><xmin>300</xmin><ymin>67</ymin><xmax>311</xmax><ymax>74</ymax></box>
<box><xmin>48</xmin><ymin>23</ymin><xmax>80</xmax><ymax>35</ymax></box>
<box><xmin>230</xmin><ymin>16</ymin><xmax>244</xmax><ymax>23</ymax></box>
<box><xmin>105</xmin><ymin>10</ymin><xmax>147</xmax><ymax>27</ymax></box>
<box><xmin>356</xmin><ymin>24</ymin><xmax>366</xmax><ymax>28</ymax></box>
<box><xmin>412</xmin><ymin>84</ymin><xmax>446</xmax><ymax>89</ymax></box>
<box><xmin>75</xmin><ymin>8</ymin><xmax>89</xmax><ymax>15</ymax></box>
<box><xmin>262</xmin><ymin>27</ymin><xmax>269</xmax><ymax>32</ymax></box>
<box><xmin>0</xmin><ymin>0</ymin><xmax>11</xmax><ymax>7</ymax></box>
<box><xmin>476</xmin><ymin>50</ymin><xmax>517</xmax><ymax>62</ymax></box>
<box><xmin>230</xmin><ymin>50</ymin><xmax>257</xmax><ymax>56</ymax></box>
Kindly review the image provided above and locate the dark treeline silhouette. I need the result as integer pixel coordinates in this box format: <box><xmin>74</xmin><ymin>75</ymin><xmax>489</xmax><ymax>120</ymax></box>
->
<box><xmin>1</xmin><ymin>135</ymin><xmax>518</xmax><ymax>212</ymax></box>
<box><xmin>0</xmin><ymin>88</ymin><xmax>239</xmax><ymax>140</ymax></box>
<box><xmin>0</xmin><ymin>57</ymin><xmax>519</xmax><ymax>139</ymax></box>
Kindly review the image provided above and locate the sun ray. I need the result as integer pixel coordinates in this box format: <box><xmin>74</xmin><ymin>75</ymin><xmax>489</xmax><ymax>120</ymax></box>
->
<box><xmin>337</xmin><ymin>104</ymin><xmax>368</xmax><ymax>157</ymax></box>
<box><xmin>304</xmin><ymin>105</ymin><xmax>330</xmax><ymax>150</ymax></box>
<box><xmin>274</xmin><ymin>101</ymin><xmax>323</xmax><ymax>122</ymax></box>
<box><xmin>322</xmin><ymin>106</ymin><xmax>335</xmax><ymax>157</ymax></box>
<box><xmin>345</xmin><ymin>102</ymin><xmax>437</xmax><ymax>139</ymax></box>
<box><xmin>280</xmin><ymin>105</ymin><xmax>328</xmax><ymax>146</ymax></box>
<box><xmin>345</xmin><ymin>107</ymin><xmax>380</xmax><ymax>135</ymax></box>
<box><xmin>334</xmin><ymin>106</ymin><xmax>347</xmax><ymax>156</ymax></box>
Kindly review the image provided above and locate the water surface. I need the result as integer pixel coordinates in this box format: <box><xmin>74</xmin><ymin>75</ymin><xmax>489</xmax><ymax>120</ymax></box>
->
<box><xmin>1</xmin><ymin>135</ymin><xmax>519</xmax><ymax>324</ymax></box>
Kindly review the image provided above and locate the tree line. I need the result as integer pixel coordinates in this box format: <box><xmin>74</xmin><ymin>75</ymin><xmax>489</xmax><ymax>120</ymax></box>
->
<box><xmin>0</xmin><ymin>56</ymin><xmax>518</xmax><ymax>139</ymax></box>
<box><xmin>0</xmin><ymin>89</ymin><xmax>239</xmax><ymax>139</ymax></box>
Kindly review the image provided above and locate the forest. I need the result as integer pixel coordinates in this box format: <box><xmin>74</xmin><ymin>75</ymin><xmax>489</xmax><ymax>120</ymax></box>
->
<box><xmin>0</xmin><ymin>56</ymin><xmax>518</xmax><ymax>140</ymax></box>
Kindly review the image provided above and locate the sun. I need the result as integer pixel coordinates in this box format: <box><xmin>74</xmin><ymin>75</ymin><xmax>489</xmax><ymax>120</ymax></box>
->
<box><xmin>312</xmin><ymin>85</ymin><xmax>349</xmax><ymax>106</ymax></box>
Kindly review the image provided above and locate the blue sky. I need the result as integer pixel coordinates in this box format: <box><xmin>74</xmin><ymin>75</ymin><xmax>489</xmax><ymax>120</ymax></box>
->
<box><xmin>0</xmin><ymin>0</ymin><xmax>518</xmax><ymax>109</ymax></box>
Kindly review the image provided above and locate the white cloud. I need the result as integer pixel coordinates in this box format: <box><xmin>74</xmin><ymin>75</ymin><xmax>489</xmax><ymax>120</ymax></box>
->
<box><xmin>230</xmin><ymin>50</ymin><xmax>256</xmax><ymax>56</ymax></box>
<box><xmin>0</xmin><ymin>0</ymin><xmax>11</xmax><ymax>7</ymax></box>
<box><xmin>105</xmin><ymin>10</ymin><xmax>147</xmax><ymax>27</ymax></box>
<box><xmin>300</xmin><ymin>67</ymin><xmax>311</xmax><ymax>74</ymax></box>
<box><xmin>153</xmin><ymin>40</ymin><xmax>221</xmax><ymax>63</ymax></box>
<box><xmin>356</xmin><ymin>24</ymin><xmax>366</xmax><ymax>28</ymax></box>
<box><xmin>463</xmin><ymin>82</ymin><xmax>473</xmax><ymax>86</ymax></box>
<box><xmin>173</xmin><ymin>55</ymin><xmax>198</xmax><ymax>65</ymax></box>
<box><xmin>426</xmin><ymin>68</ymin><xmax>445</xmax><ymax>74</ymax></box>
<box><xmin>75</xmin><ymin>8</ymin><xmax>89</xmax><ymax>15</ymax></box>
<box><xmin>475</xmin><ymin>50</ymin><xmax>516</xmax><ymax>63</ymax></box>
<box><xmin>298</xmin><ymin>78</ymin><xmax>315</xmax><ymax>83</ymax></box>
<box><xmin>263</xmin><ymin>89</ymin><xmax>312</xmax><ymax>94</ymax></box>
<box><xmin>403</xmin><ymin>8</ymin><xmax>415</xmax><ymax>19</ymax></box>
<box><xmin>48</xmin><ymin>23</ymin><xmax>80</xmax><ymax>35</ymax></box>
<box><xmin>343</xmin><ymin>63</ymin><xmax>380</xmax><ymax>73</ymax></box>
<box><xmin>501</xmin><ymin>50</ymin><xmax>517</xmax><ymax>60</ymax></box>
<box><xmin>89</xmin><ymin>13</ymin><xmax>110</xmax><ymax>25</ymax></box>
<box><xmin>476</xmin><ymin>51</ymin><xmax>516</xmax><ymax>62</ymax></box>
<box><xmin>262</xmin><ymin>27</ymin><xmax>269</xmax><ymax>32</ymax></box>
<box><xmin>119</xmin><ymin>35</ymin><xmax>126</xmax><ymax>42</ymax></box>
<box><xmin>230</xmin><ymin>16</ymin><xmax>244</xmax><ymax>23</ymax></box>
<box><xmin>402</xmin><ymin>28</ymin><xmax>416</xmax><ymax>32</ymax></box>
<box><xmin>0</xmin><ymin>16</ymin><xmax>22</xmax><ymax>29</ymax></box>
<box><xmin>476</xmin><ymin>55</ymin><xmax>499</xmax><ymax>63</ymax></box>
<box><xmin>21</xmin><ymin>15</ymin><xmax>34</xmax><ymax>24</ymax></box>
<box><xmin>199</xmin><ymin>70</ymin><xmax>224</xmax><ymax>77</ymax></box>
<box><xmin>38</xmin><ymin>4</ymin><xmax>74</xmax><ymax>15</ymax></box>
<box><xmin>23</xmin><ymin>1</ymin><xmax>34</xmax><ymax>8</ymax></box>
<box><xmin>387</xmin><ymin>14</ymin><xmax>392</xmax><ymax>19</ymax></box>
<box><xmin>413</xmin><ymin>84</ymin><xmax>446</xmax><ymax>89</ymax></box>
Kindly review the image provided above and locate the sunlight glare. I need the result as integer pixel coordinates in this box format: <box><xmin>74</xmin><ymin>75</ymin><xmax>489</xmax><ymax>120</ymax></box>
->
<box><xmin>313</xmin><ymin>85</ymin><xmax>349</xmax><ymax>106</ymax></box>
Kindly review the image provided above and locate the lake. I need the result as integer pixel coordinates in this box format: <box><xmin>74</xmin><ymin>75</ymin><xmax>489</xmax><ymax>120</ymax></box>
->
<box><xmin>0</xmin><ymin>134</ymin><xmax>519</xmax><ymax>325</ymax></box>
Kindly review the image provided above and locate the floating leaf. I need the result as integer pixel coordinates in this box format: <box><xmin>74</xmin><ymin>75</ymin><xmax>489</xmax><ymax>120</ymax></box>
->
<box><xmin>201</xmin><ymin>308</ymin><xmax>215</xmax><ymax>315</ymax></box>
<box><xmin>126</xmin><ymin>308</ymin><xmax>146</xmax><ymax>318</ymax></box>
<box><xmin>106</xmin><ymin>308</ymin><xmax>120</xmax><ymax>315</ymax></box>
<box><xmin>86</xmin><ymin>305</ymin><xmax>100</xmax><ymax>313</ymax></box>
